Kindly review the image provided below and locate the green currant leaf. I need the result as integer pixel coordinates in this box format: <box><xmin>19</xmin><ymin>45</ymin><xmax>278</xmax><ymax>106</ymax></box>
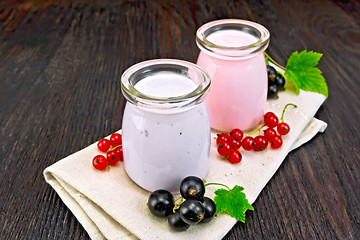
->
<box><xmin>214</xmin><ymin>185</ymin><xmax>254</xmax><ymax>223</ymax></box>
<box><xmin>284</xmin><ymin>50</ymin><xmax>328</xmax><ymax>97</ymax></box>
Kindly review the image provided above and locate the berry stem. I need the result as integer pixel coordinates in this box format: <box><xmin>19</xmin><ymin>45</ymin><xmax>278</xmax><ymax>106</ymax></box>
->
<box><xmin>246</xmin><ymin>124</ymin><xmax>265</xmax><ymax>137</ymax></box>
<box><xmin>280</xmin><ymin>103</ymin><xmax>297</xmax><ymax>122</ymax></box>
<box><xmin>111</xmin><ymin>144</ymin><xmax>122</xmax><ymax>150</ymax></box>
<box><xmin>205</xmin><ymin>182</ymin><xmax>231</xmax><ymax>191</ymax></box>
<box><xmin>173</xmin><ymin>196</ymin><xmax>184</xmax><ymax>213</ymax></box>
<box><xmin>174</xmin><ymin>196</ymin><xmax>183</xmax><ymax>203</ymax></box>
<box><xmin>264</xmin><ymin>52</ymin><xmax>286</xmax><ymax>71</ymax></box>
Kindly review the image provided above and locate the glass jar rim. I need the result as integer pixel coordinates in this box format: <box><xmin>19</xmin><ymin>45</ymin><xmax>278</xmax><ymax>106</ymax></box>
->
<box><xmin>121</xmin><ymin>59</ymin><xmax>211</xmax><ymax>110</ymax></box>
<box><xmin>196</xmin><ymin>19</ymin><xmax>270</xmax><ymax>59</ymax></box>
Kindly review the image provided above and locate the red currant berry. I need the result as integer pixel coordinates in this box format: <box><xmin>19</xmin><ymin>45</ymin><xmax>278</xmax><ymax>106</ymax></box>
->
<box><xmin>264</xmin><ymin>112</ymin><xmax>279</xmax><ymax>128</ymax></box>
<box><xmin>110</xmin><ymin>133</ymin><xmax>122</xmax><ymax>148</ymax></box>
<box><xmin>227</xmin><ymin>149</ymin><xmax>242</xmax><ymax>164</ymax></box>
<box><xmin>264</xmin><ymin>128</ymin><xmax>277</xmax><ymax>140</ymax></box>
<box><xmin>230</xmin><ymin>128</ymin><xmax>243</xmax><ymax>142</ymax></box>
<box><xmin>277</xmin><ymin>122</ymin><xmax>290</xmax><ymax>135</ymax></box>
<box><xmin>270</xmin><ymin>135</ymin><xmax>283</xmax><ymax>149</ymax></box>
<box><xmin>97</xmin><ymin>139</ymin><xmax>110</xmax><ymax>153</ymax></box>
<box><xmin>107</xmin><ymin>150</ymin><xmax>120</xmax><ymax>166</ymax></box>
<box><xmin>92</xmin><ymin>155</ymin><xmax>108</xmax><ymax>170</ymax></box>
<box><xmin>217</xmin><ymin>142</ymin><xmax>231</xmax><ymax>156</ymax></box>
<box><xmin>114</xmin><ymin>146</ymin><xmax>124</xmax><ymax>161</ymax></box>
<box><xmin>253</xmin><ymin>136</ymin><xmax>268</xmax><ymax>151</ymax></box>
<box><xmin>216</xmin><ymin>133</ymin><xmax>230</xmax><ymax>145</ymax></box>
<box><xmin>229</xmin><ymin>135</ymin><xmax>241</xmax><ymax>150</ymax></box>
<box><xmin>241</xmin><ymin>136</ymin><xmax>255</xmax><ymax>151</ymax></box>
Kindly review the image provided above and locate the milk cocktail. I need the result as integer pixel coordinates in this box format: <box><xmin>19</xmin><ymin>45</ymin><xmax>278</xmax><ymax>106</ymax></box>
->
<box><xmin>196</xmin><ymin>19</ymin><xmax>270</xmax><ymax>131</ymax></box>
<box><xmin>121</xmin><ymin>59</ymin><xmax>211</xmax><ymax>192</ymax></box>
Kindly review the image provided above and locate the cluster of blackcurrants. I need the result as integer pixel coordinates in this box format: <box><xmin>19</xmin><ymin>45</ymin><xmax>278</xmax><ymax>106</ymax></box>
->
<box><xmin>267</xmin><ymin>65</ymin><xmax>285</xmax><ymax>98</ymax></box>
<box><xmin>148</xmin><ymin>176</ymin><xmax>216</xmax><ymax>232</ymax></box>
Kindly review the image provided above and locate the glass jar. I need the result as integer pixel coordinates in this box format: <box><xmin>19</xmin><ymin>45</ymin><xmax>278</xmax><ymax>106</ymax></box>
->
<box><xmin>196</xmin><ymin>19</ymin><xmax>270</xmax><ymax>131</ymax></box>
<box><xmin>121</xmin><ymin>59</ymin><xmax>211</xmax><ymax>192</ymax></box>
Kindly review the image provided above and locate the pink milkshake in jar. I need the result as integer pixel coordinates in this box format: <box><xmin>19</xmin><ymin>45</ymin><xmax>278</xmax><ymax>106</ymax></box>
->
<box><xmin>196</xmin><ymin>19</ymin><xmax>270</xmax><ymax>131</ymax></box>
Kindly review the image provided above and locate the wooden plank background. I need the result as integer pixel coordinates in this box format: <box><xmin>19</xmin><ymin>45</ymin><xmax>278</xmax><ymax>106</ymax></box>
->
<box><xmin>0</xmin><ymin>0</ymin><xmax>359</xmax><ymax>239</ymax></box>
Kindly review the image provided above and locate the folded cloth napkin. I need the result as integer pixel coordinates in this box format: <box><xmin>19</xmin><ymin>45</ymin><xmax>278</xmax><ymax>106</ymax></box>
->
<box><xmin>44</xmin><ymin>87</ymin><xmax>327</xmax><ymax>240</ymax></box>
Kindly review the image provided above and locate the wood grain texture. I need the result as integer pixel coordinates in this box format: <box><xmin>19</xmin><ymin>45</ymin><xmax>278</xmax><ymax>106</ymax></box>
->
<box><xmin>0</xmin><ymin>0</ymin><xmax>359</xmax><ymax>239</ymax></box>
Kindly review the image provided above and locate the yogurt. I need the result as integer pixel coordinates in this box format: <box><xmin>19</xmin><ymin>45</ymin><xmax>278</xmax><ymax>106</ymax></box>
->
<box><xmin>207</xmin><ymin>29</ymin><xmax>258</xmax><ymax>47</ymax></box>
<box><xmin>196</xmin><ymin>19</ymin><xmax>270</xmax><ymax>131</ymax></box>
<box><xmin>121</xmin><ymin>59</ymin><xmax>211</xmax><ymax>192</ymax></box>
<box><xmin>134</xmin><ymin>73</ymin><xmax>198</xmax><ymax>98</ymax></box>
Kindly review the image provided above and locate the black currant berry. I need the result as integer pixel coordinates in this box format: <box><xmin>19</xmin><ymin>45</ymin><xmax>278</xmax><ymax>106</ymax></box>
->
<box><xmin>168</xmin><ymin>210</ymin><xmax>190</xmax><ymax>232</ymax></box>
<box><xmin>179</xmin><ymin>199</ymin><xmax>205</xmax><ymax>225</ymax></box>
<box><xmin>274</xmin><ymin>74</ymin><xmax>286</xmax><ymax>88</ymax></box>
<box><xmin>180</xmin><ymin>176</ymin><xmax>205</xmax><ymax>201</ymax></box>
<box><xmin>268</xmin><ymin>84</ymin><xmax>278</xmax><ymax>98</ymax></box>
<box><xmin>148</xmin><ymin>190</ymin><xmax>174</xmax><ymax>217</ymax></box>
<box><xmin>201</xmin><ymin>197</ymin><xmax>216</xmax><ymax>223</ymax></box>
<box><xmin>267</xmin><ymin>65</ymin><xmax>277</xmax><ymax>80</ymax></box>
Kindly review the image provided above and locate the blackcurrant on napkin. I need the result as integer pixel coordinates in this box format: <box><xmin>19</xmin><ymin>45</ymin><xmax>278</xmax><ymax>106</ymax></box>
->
<box><xmin>44</xmin><ymin>86</ymin><xmax>327</xmax><ymax>240</ymax></box>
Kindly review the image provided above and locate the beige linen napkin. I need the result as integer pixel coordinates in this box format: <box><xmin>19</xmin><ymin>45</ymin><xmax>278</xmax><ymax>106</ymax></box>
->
<box><xmin>44</xmin><ymin>87</ymin><xmax>327</xmax><ymax>240</ymax></box>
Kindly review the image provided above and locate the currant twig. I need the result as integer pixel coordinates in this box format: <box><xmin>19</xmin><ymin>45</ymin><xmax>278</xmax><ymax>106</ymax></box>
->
<box><xmin>280</xmin><ymin>103</ymin><xmax>297</xmax><ymax>122</ymax></box>
<box><xmin>173</xmin><ymin>196</ymin><xmax>184</xmax><ymax>213</ymax></box>
<box><xmin>246</xmin><ymin>124</ymin><xmax>266</xmax><ymax>137</ymax></box>
<box><xmin>205</xmin><ymin>182</ymin><xmax>231</xmax><ymax>191</ymax></box>
<box><xmin>264</xmin><ymin>52</ymin><xmax>286</xmax><ymax>71</ymax></box>
<box><xmin>111</xmin><ymin>144</ymin><xmax>122</xmax><ymax>150</ymax></box>
<box><xmin>106</xmin><ymin>164</ymin><xmax>111</xmax><ymax>170</ymax></box>
<box><xmin>174</xmin><ymin>196</ymin><xmax>183</xmax><ymax>202</ymax></box>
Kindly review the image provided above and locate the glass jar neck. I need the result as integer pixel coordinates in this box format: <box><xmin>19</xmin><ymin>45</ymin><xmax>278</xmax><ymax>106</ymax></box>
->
<box><xmin>121</xmin><ymin>59</ymin><xmax>211</xmax><ymax>112</ymax></box>
<box><xmin>196</xmin><ymin>19</ymin><xmax>270</xmax><ymax>60</ymax></box>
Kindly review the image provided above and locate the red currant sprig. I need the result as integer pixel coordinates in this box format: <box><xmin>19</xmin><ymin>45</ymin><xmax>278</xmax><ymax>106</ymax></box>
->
<box><xmin>257</xmin><ymin>103</ymin><xmax>296</xmax><ymax>148</ymax></box>
<box><xmin>215</xmin><ymin>129</ymin><xmax>243</xmax><ymax>164</ymax></box>
<box><xmin>92</xmin><ymin>133</ymin><xmax>123</xmax><ymax>170</ymax></box>
<box><xmin>215</xmin><ymin>103</ymin><xmax>297</xmax><ymax>160</ymax></box>
<box><xmin>277</xmin><ymin>103</ymin><xmax>296</xmax><ymax>135</ymax></box>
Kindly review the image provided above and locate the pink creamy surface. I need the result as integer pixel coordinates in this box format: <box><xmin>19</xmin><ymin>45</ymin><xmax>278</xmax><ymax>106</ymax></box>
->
<box><xmin>206</xmin><ymin>29</ymin><xmax>258</xmax><ymax>47</ymax></box>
